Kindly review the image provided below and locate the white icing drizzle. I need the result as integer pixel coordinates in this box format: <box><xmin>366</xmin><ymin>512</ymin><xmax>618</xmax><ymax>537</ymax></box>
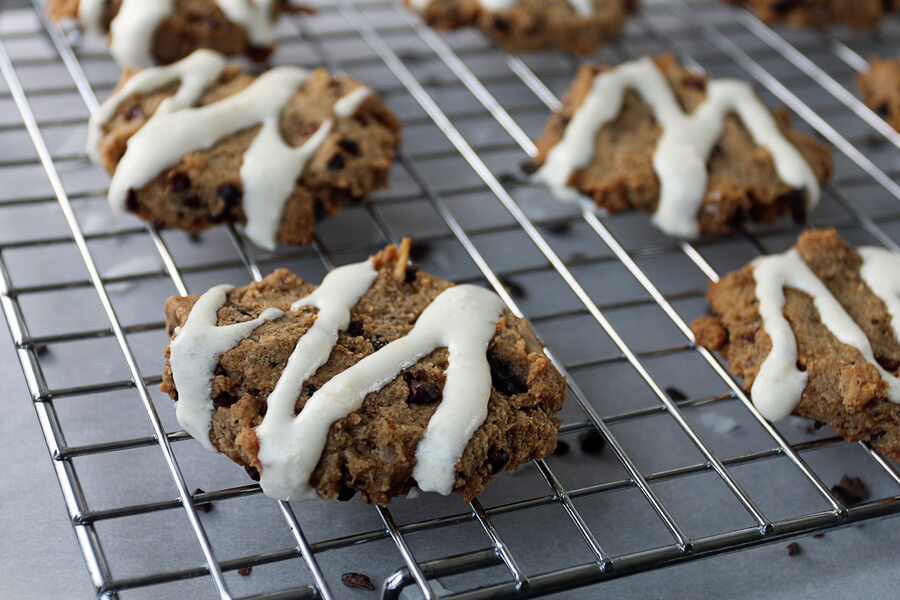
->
<box><xmin>534</xmin><ymin>57</ymin><xmax>821</xmax><ymax>239</ymax></box>
<box><xmin>99</xmin><ymin>50</ymin><xmax>372</xmax><ymax>250</ymax></box>
<box><xmin>86</xmin><ymin>49</ymin><xmax>227</xmax><ymax>165</ymax></box>
<box><xmin>76</xmin><ymin>0</ymin><xmax>281</xmax><ymax>67</ymax></box>
<box><xmin>410</xmin><ymin>0</ymin><xmax>593</xmax><ymax>16</ymax></box>
<box><xmin>170</xmin><ymin>284</ymin><xmax>284</xmax><ymax>451</ymax></box>
<box><xmin>859</xmin><ymin>247</ymin><xmax>900</xmax><ymax>343</ymax></box>
<box><xmin>750</xmin><ymin>248</ymin><xmax>900</xmax><ymax>421</ymax></box>
<box><xmin>170</xmin><ymin>258</ymin><xmax>506</xmax><ymax>501</ymax></box>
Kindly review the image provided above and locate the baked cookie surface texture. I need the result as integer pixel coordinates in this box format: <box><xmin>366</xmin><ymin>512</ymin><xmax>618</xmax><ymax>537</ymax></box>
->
<box><xmin>527</xmin><ymin>55</ymin><xmax>833</xmax><ymax>239</ymax></box>
<box><xmin>49</xmin><ymin>0</ymin><xmax>311</xmax><ymax>67</ymax></box>
<box><xmin>405</xmin><ymin>0</ymin><xmax>638</xmax><ymax>54</ymax></box>
<box><xmin>161</xmin><ymin>241</ymin><xmax>567</xmax><ymax>505</ymax></box>
<box><xmin>857</xmin><ymin>57</ymin><xmax>900</xmax><ymax>133</ymax></box>
<box><xmin>691</xmin><ymin>229</ymin><xmax>900</xmax><ymax>458</ymax></box>
<box><xmin>89</xmin><ymin>50</ymin><xmax>401</xmax><ymax>249</ymax></box>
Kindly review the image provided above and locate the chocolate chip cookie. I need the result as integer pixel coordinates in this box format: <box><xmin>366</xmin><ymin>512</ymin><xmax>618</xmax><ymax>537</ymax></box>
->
<box><xmin>161</xmin><ymin>240</ymin><xmax>567</xmax><ymax>504</ymax></box>
<box><xmin>525</xmin><ymin>55</ymin><xmax>833</xmax><ymax>238</ymax></box>
<box><xmin>692</xmin><ymin>229</ymin><xmax>900</xmax><ymax>458</ymax></box>
<box><xmin>857</xmin><ymin>56</ymin><xmax>900</xmax><ymax>133</ymax></box>
<box><xmin>91</xmin><ymin>50</ymin><xmax>401</xmax><ymax>249</ymax></box>
<box><xmin>405</xmin><ymin>0</ymin><xmax>638</xmax><ymax>55</ymax></box>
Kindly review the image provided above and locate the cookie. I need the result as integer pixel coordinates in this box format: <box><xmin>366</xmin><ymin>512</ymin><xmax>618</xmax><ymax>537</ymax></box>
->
<box><xmin>48</xmin><ymin>0</ymin><xmax>312</xmax><ymax>67</ymax></box>
<box><xmin>691</xmin><ymin>229</ymin><xmax>900</xmax><ymax>458</ymax></box>
<box><xmin>525</xmin><ymin>55</ymin><xmax>833</xmax><ymax>239</ymax></box>
<box><xmin>857</xmin><ymin>57</ymin><xmax>900</xmax><ymax>133</ymax></box>
<box><xmin>723</xmin><ymin>0</ymin><xmax>899</xmax><ymax>30</ymax></box>
<box><xmin>89</xmin><ymin>50</ymin><xmax>401</xmax><ymax>250</ymax></box>
<box><xmin>405</xmin><ymin>0</ymin><xmax>638</xmax><ymax>55</ymax></box>
<box><xmin>160</xmin><ymin>239</ymin><xmax>567</xmax><ymax>504</ymax></box>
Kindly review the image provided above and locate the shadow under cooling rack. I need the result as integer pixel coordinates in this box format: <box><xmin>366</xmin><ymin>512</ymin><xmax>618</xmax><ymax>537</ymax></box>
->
<box><xmin>0</xmin><ymin>0</ymin><xmax>899</xmax><ymax>598</ymax></box>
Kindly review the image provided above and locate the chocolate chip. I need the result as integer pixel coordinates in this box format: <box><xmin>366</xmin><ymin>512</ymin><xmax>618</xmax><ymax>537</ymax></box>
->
<box><xmin>244</xmin><ymin>466</ymin><xmax>260</xmax><ymax>481</ymax></box>
<box><xmin>741</xmin><ymin>329</ymin><xmax>757</xmax><ymax>342</ymax></box>
<box><xmin>125</xmin><ymin>189</ymin><xmax>138</xmax><ymax>212</ymax></box>
<box><xmin>167</xmin><ymin>170</ymin><xmax>191</xmax><ymax>193</ymax></box>
<box><xmin>787</xmin><ymin>542</ymin><xmax>802</xmax><ymax>556</ymax></box>
<box><xmin>339</xmin><ymin>139</ymin><xmax>360</xmax><ymax>156</ymax></box>
<box><xmin>192</xmin><ymin>488</ymin><xmax>214</xmax><ymax>513</ymax></box>
<box><xmin>341</xmin><ymin>572</ymin><xmax>375</xmax><ymax>591</ymax></box>
<box><xmin>237</xmin><ymin>566</ymin><xmax>252</xmax><ymax>576</ymax></box>
<box><xmin>246</xmin><ymin>45</ymin><xmax>272</xmax><ymax>63</ymax></box>
<box><xmin>327</xmin><ymin>154</ymin><xmax>345</xmax><ymax>171</ymax></box>
<box><xmin>488</xmin><ymin>355</ymin><xmax>527</xmax><ymax>396</ymax></box>
<box><xmin>213</xmin><ymin>394</ymin><xmax>239</xmax><ymax>409</ymax></box>
<box><xmin>492</xmin><ymin>16</ymin><xmax>509</xmax><ymax>31</ymax></box>
<box><xmin>796</xmin><ymin>361</ymin><xmax>807</xmax><ymax>372</ymax></box>
<box><xmin>552</xmin><ymin>440</ymin><xmax>570</xmax><ymax>456</ymax></box>
<box><xmin>405</xmin><ymin>369</ymin><xmax>428</xmax><ymax>382</ymax></box>
<box><xmin>682</xmin><ymin>74</ymin><xmax>707</xmax><ymax>91</ymax></box>
<box><xmin>488</xmin><ymin>448</ymin><xmax>509</xmax><ymax>473</ymax></box>
<box><xmin>213</xmin><ymin>365</ymin><xmax>225</xmax><ymax>377</ymax></box>
<box><xmin>126</xmin><ymin>104</ymin><xmax>144</xmax><ymax>121</ymax></box>
<box><xmin>876</xmin><ymin>356</ymin><xmax>900</xmax><ymax>372</ymax></box>
<box><xmin>370</xmin><ymin>336</ymin><xmax>387</xmax><ymax>351</ymax></box>
<box><xmin>805</xmin><ymin>420</ymin><xmax>826</xmax><ymax>433</ymax></box>
<box><xmin>831</xmin><ymin>475</ymin><xmax>869</xmax><ymax>506</ymax></box>
<box><xmin>404</xmin><ymin>265</ymin><xmax>419</xmax><ymax>284</ymax></box>
<box><xmin>519</xmin><ymin>159</ymin><xmax>539</xmax><ymax>175</ymax></box>
<box><xmin>579</xmin><ymin>430</ymin><xmax>606</xmax><ymax>454</ymax></box>
<box><xmin>788</xmin><ymin>191</ymin><xmax>807</xmax><ymax>225</ymax></box>
<box><xmin>500</xmin><ymin>277</ymin><xmax>526</xmax><ymax>299</ymax></box>
<box><xmin>408</xmin><ymin>380</ymin><xmax>442</xmax><ymax>405</ymax></box>
<box><xmin>217</xmin><ymin>184</ymin><xmax>242</xmax><ymax>207</ymax></box>
<box><xmin>338</xmin><ymin>465</ymin><xmax>356</xmax><ymax>502</ymax></box>
<box><xmin>664</xmin><ymin>386</ymin><xmax>687</xmax><ymax>401</ymax></box>
<box><xmin>305</xmin><ymin>383</ymin><xmax>317</xmax><ymax>397</ymax></box>
<box><xmin>347</xmin><ymin>320</ymin><xmax>364</xmax><ymax>337</ymax></box>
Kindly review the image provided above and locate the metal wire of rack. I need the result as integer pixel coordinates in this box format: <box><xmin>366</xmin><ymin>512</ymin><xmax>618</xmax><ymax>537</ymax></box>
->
<box><xmin>0</xmin><ymin>0</ymin><xmax>898</xmax><ymax>598</ymax></box>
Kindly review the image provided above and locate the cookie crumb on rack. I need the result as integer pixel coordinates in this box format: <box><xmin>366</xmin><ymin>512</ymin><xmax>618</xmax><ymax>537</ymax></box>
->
<box><xmin>787</xmin><ymin>542</ymin><xmax>802</xmax><ymax>556</ymax></box>
<box><xmin>341</xmin><ymin>572</ymin><xmax>375</xmax><ymax>590</ymax></box>
<box><xmin>831</xmin><ymin>476</ymin><xmax>870</xmax><ymax>506</ymax></box>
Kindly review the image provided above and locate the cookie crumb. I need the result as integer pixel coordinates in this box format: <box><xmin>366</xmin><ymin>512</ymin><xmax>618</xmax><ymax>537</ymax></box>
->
<box><xmin>191</xmin><ymin>488</ymin><xmax>214</xmax><ymax>513</ymax></box>
<box><xmin>579</xmin><ymin>430</ymin><xmax>606</xmax><ymax>455</ymax></box>
<box><xmin>812</xmin><ymin>532</ymin><xmax>825</xmax><ymax>539</ymax></box>
<box><xmin>341</xmin><ymin>572</ymin><xmax>375</xmax><ymax>590</ymax></box>
<box><xmin>831</xmin><ymin>475</ymin><xmax>870</xmax><ymax>506</ymax></box>
<box><xmin>787</xmin><ymin>542</ymin><xmax>802</xmax><ymax>556</ymax></box>
<box><xmin>237</xmin><ymin>566</ymin><xmax>252</xmax><ymax>576</ymax></box>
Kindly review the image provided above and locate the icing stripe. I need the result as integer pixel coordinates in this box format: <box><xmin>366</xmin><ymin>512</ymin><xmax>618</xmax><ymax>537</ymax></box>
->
<box><xmin>170</xmin><ymin>259</ymin><xmax>506</xmax><ymax>501</ymax></box>
<box><xmin>170</xmin><ymin>285</ymin><xmax>284</xmax><ymax>451</ymax></box>
<box><xmin>751</xmin><ymin>248</ymin><xmax>900</xmax><ymax>421</ymax></box>
<box><xmin>86</xmin><ymin>49</ymin><xmax>227</xmax><ymax>165</ymax></box>
<box><xmin>859</xmin><ymin>247</ymin><xmax>900</xmax><ymax>343</ymax></box>
<box><xmin>77</xmin><ymin>0</ymin><xmax>280</xmax><ymax>67</ymax></box>
<box><xmin>98</xmin><ymin>51</ymin><xmax>371</xmax><ymax>250</ymax></box>
<box><xmin>534</xmin><ymin>57</ymin><xmax>821</xmax><ymax>239</ymax></box>
<box><xmin>411</xmin><ymin>0</ymin><xmax>593</xmax><ymax>15</ymax></box>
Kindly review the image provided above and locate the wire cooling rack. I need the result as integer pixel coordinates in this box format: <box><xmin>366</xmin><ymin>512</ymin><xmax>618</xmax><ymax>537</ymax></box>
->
<box><xmin>1</xmin><ymin>0</ymin><xmax>899</xmax><ymax>598</ymax></box>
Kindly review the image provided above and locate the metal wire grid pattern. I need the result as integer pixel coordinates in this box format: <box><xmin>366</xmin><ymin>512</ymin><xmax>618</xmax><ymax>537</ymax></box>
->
<box><xmin>0</xmin><ymin>0</ymin><xmax>898</xmax><ymax>597</ymax></box>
